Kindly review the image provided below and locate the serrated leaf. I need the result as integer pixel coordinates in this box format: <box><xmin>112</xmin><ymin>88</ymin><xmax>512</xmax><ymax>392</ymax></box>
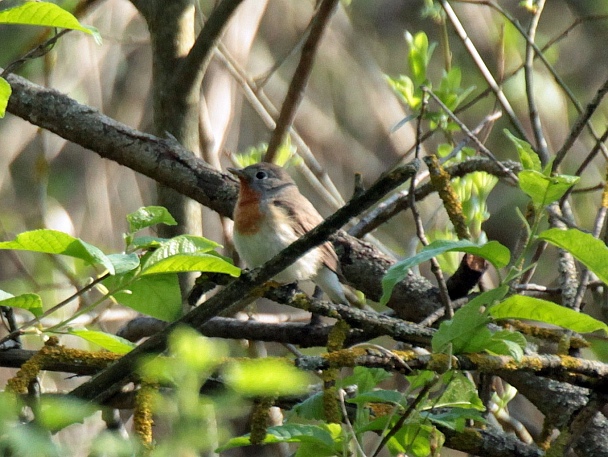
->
<box><xmin>504</xmin><ymin>129</ymin><xmax>541</xmax><ymax>171</ymax></box>
<box><xmin>432</xmin><ymin>286</ymin><xmax>509</xmax><ymax>353</ymax></box>
<box><xmin>0</xmin><ymin>230</ymin><xmax>115</xmax><ymax>274</ymax></box>
<box><xmin>0</xmin><ymin>77</ymin><xmax>10</xmax><ymax>118</ymax></box>
<box><xmin>518</xmin><ymin>170</ymin><xmax>579</xmax><ymax>207</ymax></box>
<box><xmin>0</xmin><ymin>2</ymin><xmax>101</xmax><ymax>44</ymax></box>
<box><xmin>67</xmin><ymin>329</ymin><xmax>135</xmax><ymax>354</ymax></box>
<box><xmin>490</xmin><ymin>295</ymin><xmax>608</xmax><ymax>334</ymax></box>
<box><xmin>0</xmin><ymin>291</ymin><xmax>43</xmax><ymax>317</ymax></box>
<box><xmin>105</xmin><ymin>273</ymin><xmax>182</xmax><ymax>322</ymax></box>
<box><xmin>539</xmin><ymin>228</ymin><xmax>608</xmax><ymax>284</ymax></box>
<box><xmin>126</xmin><ymin>206</ymin><xmax>177</xmax><ymax>233</ymax></box>
<box><xmin>381</xmin><ymin>240</ymin><xmax>509</xmax><ymax>306</ymax></box>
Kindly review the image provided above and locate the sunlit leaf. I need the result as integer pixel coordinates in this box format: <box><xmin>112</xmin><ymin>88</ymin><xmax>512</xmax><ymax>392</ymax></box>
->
<box><xmin>381</xmin><ymin>240</ymin><xmax>509</xmax><ymax>305</ymax></box>
<box><xmin>223</xmin><ymin>358</ymin><xmax>313</xmax><ymax>396</ymax></box>
<box><xmin>518</xmin><ymin>170</ymin><xmax>579</xmax><ymax>207</ymax></box>
<box><xmin>141</xmin><ymin>252</ymin><xmax>240</xmax><ymax>277</ymax></box>
<box><xmin>36</xmin><ymin>396</ymin><xmax>97</xmax><ymax>431</ymax></box>
<box><xmin>432</xmin><ymin>286</ymin><xmax>508</xmax><ymax>353</ymax></box>
<box><xmin>0</xmin><ymin>2</ymin><xmax>101</xmax><ymax>44</ymax></box>
<box><xmin>217</xmin><ymin>424</ymin><xmax>340</xmax><ymax>453</ymax></box>
<box><xmin>0</xmin><ymin>77</ymin><xmax>10</xmax><ymax>118</ymax></box>
<box><xmin>504</xmin><ymin>129</ymin><xmax>541</xmax><ymax>172</ymax></box>
<box><xmin>67</xmin><ymin>329</ymin><xmax>135</xmax><ymax>354</ymax></box>
<box><xmin>539</xmin><ymin>228</ymin><xmax>608</xmax><ymax>285</ymax></box>
<box><xmin>126</xmin><ymin>206</ymin><xmax>177</xmax><ymax>233</ymax></box>
<box><xmin>105</xmin><ymin>273</ymin><xmax>182</xmax><ymax>322</ymax></box>
<box><xmin>107</xmin><ymin>253</ymin><xmax>140</xmax><ymax>275</ymax></box>
<box><xmin>490</xmin><ymin>295</ymin><xmax>608</xmax><ymax>334</ymax></box>
<box><xmin>0</xmin><ymin>229</ymin><xmax>115</xmax><ymax>274</ymax></box>
<box><xmin>0</xmin><ymin>290</ymin><xmax>43</xmax><ymax>317</ymax></box>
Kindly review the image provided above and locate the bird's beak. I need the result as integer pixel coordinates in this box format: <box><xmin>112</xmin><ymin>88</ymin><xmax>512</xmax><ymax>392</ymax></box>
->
<box><xmin>227</xmin><ymin>167</ymin><xmax>245</xmax><ymax>179</ymax></box>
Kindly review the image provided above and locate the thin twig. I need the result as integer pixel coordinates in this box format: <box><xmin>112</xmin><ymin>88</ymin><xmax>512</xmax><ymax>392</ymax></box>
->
<box><xmin>422</xmin><ymin>86</ymin><xmax>519</xmax><ymax>183</ymax></box>
<box><xmin>410</xmin><ymin>96</ymin><xmax>453</xmax><ymax>318</ymax></box>
<box><xmin>523</xmin><ymin>0</ymin><xmax>549</xmax><ymax>165</ymax></box>
<box><xmin>0</xmin><ymin>273</ymin><xmax>110</xmax><ymax>348</ymax></box>
<box><xmin>170</xmin><ymin>0</ymin><xmax>246</xmax><ymax>107</ymax></box>
<box><xmin>264</xmin><ymin>0</ymin><xmax>340</xmax><ymax>163</ymax></box>
<box><xmin>439</xmin><ymin>0</ymin><xmax>527</xmax><ymax>141</ymax></box>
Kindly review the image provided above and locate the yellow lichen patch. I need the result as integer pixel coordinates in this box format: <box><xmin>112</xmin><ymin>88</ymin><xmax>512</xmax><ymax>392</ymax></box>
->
<box><xmin>6</xmin><ymin>337</ymin><xmax>121</xmax><ymax>394</ymax></box>
<box><xmin>322</xmin><ymin>347</ymin><xmax>368</xmax><ymax>368</ymax></box>
<box><xmin>427</xmin><ymin>352</ymin><xmax>458</xmax><ymax>373</ymax></box>
<box><xmin>134</xmin><ymin>381</ymin><xmax>157</xmax><ymax>449</ymax></box>
<box><xmin>250</xmin><ymin>397</ymin><xmax>274</xmax><ymax>445</ymax></box>
<box><xmin>327</xmin><ymin>320</ymin><xmax>350</xmax><ymax>353</ymax></box>
<box><xmin>392</xmin><ymin>349</ymin><xmax>420</xmax><ymax>361</ymax></box>
<box><xmin>322</xmin><ymin>384</ymin><xmax>341</xmax><ymax>424</ymax></box>
<box><xmin>425</xmin><ymin>154</ymin><xmax>470</xmax><ymax>240</ymax></box>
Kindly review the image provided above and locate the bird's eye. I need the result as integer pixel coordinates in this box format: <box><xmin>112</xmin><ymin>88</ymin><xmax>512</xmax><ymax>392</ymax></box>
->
<box><xmin>255</xmin><ymin>171</ymin><xmax>267</xmax><ymax>180</ymax></box>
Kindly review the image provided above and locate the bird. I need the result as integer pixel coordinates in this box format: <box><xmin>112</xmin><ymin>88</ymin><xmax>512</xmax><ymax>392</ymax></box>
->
<box><xmin>228</xmin><ymin>162</ymin><xmax>348</xmax><ymax>305</ymax></box>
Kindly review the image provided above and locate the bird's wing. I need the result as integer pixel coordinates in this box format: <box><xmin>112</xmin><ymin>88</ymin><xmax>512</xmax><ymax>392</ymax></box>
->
<box><xmin>272</xmin><ymin>196</ymin><xmax>340</xmax><ymax>272</ymax></box>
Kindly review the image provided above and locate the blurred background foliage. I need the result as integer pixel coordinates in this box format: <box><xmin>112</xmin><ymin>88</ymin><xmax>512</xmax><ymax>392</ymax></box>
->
<box><xmin>1</xmin><ymin>0</ymin><xmax>608</xmax><ymax>454</ymax></box>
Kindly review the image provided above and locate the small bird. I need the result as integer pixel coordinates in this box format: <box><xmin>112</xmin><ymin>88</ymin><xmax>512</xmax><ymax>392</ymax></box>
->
<box><xmin>228</xmin><ymin>162</ymin><xmax>348</xmax><ymax>305</ymax></box>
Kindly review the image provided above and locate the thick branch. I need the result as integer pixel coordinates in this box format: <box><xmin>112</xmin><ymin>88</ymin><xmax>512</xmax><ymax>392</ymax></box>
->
<box><xmin>4</xmin><ymin>72</ymin><xmax>443</xmax><ymax>320</ymax></box>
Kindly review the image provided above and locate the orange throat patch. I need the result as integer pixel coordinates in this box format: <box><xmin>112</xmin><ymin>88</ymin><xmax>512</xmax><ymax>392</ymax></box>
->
<box><xmin>234</xmin><ymin>186</ymin><xmax>264</xmax><ymax>235</ymax></box>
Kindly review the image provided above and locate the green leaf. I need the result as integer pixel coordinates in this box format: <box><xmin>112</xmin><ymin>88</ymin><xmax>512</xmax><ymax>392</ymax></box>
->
<box><xmin>431</xmin><ymin>372</ymin><xmax>484</xmax><ymax>411</ymax></box>
<box><xmin>67</xmin><ymin>329</ymin><xmax>135</xmax><ymax>354</ymax></box>
<box><xmin>0</xmin><ymin>229</ymin><xmax>115</xmax><ymax>274</ymax></box>
<box><xmin>0</xmin><ymin>77</ymin><xmax>10</xmax><ymax>118</ymax></box>
<box><xmin>539</xmin><ymin>228</ymin><xmax>608</xmax><ymax>284</ymax></box>
<box><xmin>484</xmin><ymin>330</ymin><xmax>526</xmax><ymax>361</ymax></box>
<box><xmin>107</xmin><ymin>253</ymin><xmax>140</xmax><ymax>275</ymax></box>
<box><xmin>0</xmin><ymin>2</ymin><xmax>101</xmax><ymax>44</ymax></box>
<box><xmin>504</xmin><ymin>129</ymin><xmax>541</xmax><ymax>172</ymax></box>
<box><xmin>490</xmin><ymin>295</ymin><xmax>608</xmax><ymax>334</ymax></box>
<box><xmin>339</xmin><ymin>367</ymin><xmax>392</xmax><ymax>393</ymax></box>
<box><xmin>105</xmin><ymin>273</ymin><xmax>182</xmax><ymax>322</ymax></box>
<box><xmin>518</xmin><ymin>170</ymin><xmax>579</xmax><ymax>207</ymax></box>
<box><xmin>348</xmin><ymin>389</ymin><xmax>404</xmax><ymax>406</ymax></box>
<box><xmin>126</xmin><ymin>206</ymin><xmax>177</xmax><ymax>233</ymax></box>
<box><xmin>223</xmin><ymin>358</ymin><xmax>313</xmax><ymax>396</ymax></box>
<box><xmin>429</xmin><ymin>408</ymin><xmax>486</xmax><ymax>431</ymax></box>
<box><xmin>381</xmin><ymin>240</ymin><xmax>509</xmax><ymax>305</ymax></box>
<box><xmin>291</xmin><ymin>392</ymin><xmax>325</xmax><ymax>420</ymax></box>
<box><xmin>35</xmin><ymin>396</ymin><xmax>97</xmax><ymax>431</ymax></box>
<box><xmin>142</xmin><ymin>235</ymin><xmax>221</xmax><ymax>264</ymax></box>
<box><xmin>140</xmin><ymin>235</ymin><xmax>239</xmax><ymax>277</ymax></box>
<box><xmin>217</xmin><ymin>424</ymin><xmax>340</xmax><ymax>452</ymax></box>
<box><xmin>0</xmin><ymin>290</ymin><xmax>43</xmax><ymax>317</ymax></box>
<box><xmin>432</xmin><ymin>286</ymin><xmax>509</xmax><ymax>353</ymax></box>
<box><xmin>141</xmin><ymin>252</ymin><xmax>240</xmax><ymax>277</ymax></box>
<box><xmin>388</xmin><ymin>422</ymin><xmax>436</xmax><ymax>457</ymax></box>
